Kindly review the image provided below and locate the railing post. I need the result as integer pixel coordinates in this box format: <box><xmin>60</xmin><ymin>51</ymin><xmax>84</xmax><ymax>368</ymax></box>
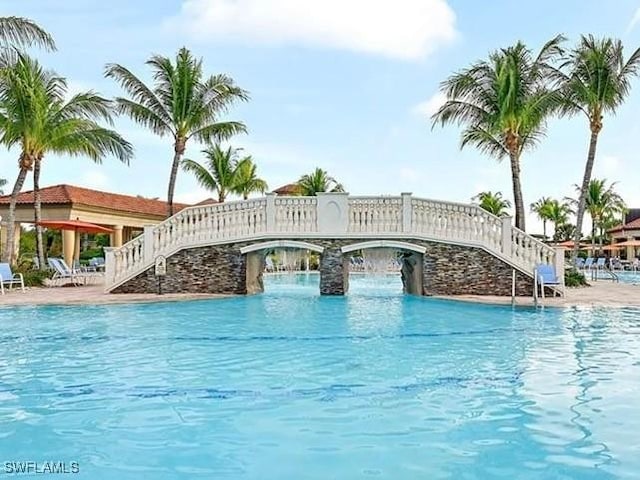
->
<box><xmin>554</xmin><ymin>246</ymin><xmax>565</xmax><ymax>285</ymax></box>
<box><xmin>317</xmin><ymin>192</ymin><xmax>349</xmax><ymax>234</ymax></box>
<box><xmin>501</xmin><ymin>216</ymin><xmax>512</xmax><ymax>257</ymax></box>
<box><xmin>266</xmin><ymin>193</ymin><xmax>276</xmax><ymax>233</ymax></box>
<box><xmin>143</xmin><ymin>225</ymin><xmax>155</xmax><ymax>262</ymax></box>
<box><xmin>401</xmin><ymin>192</ymin><xmax>412</xmax><ymax>233</ymax></box>
<box><xmin>104</xmin><ymin>247</ymin><xmax>115</xmax><ymax>287</ymax></box>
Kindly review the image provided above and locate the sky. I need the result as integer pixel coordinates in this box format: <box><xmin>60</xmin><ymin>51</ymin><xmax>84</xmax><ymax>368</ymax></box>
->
<box><xmin>1</xmin><ymin>0</ymin><xmax>640</xmax><ymax>235</ymax></box>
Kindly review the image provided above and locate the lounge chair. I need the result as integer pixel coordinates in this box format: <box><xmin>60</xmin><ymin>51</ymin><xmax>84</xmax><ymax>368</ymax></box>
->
<box><xmin>0</xmin><ymin>263</ymin><xmax>25</xmax><ymax>295</ymax></box>
<box><xmin>89</xmin><ymin>257</ymin><xmax>105</xmax><ymax>270</ymax></box>
<box><xmin>534</xmin><ymin>264</ymin><xmax>564</xmax><ymax>300</ymax></box>
<box><xmin>583</xmin><ymin>257</ymin><xmax>594</xmax><ymax>270</ymax></box>
<box><xmin>574</xmin><ymin>257</ymin><xmax>585</xmax><ymax>269</ymax></box>
<box><xmin>595</xmin><ymin>257</ymin><xmax>606</xmax><ymax>270</ymax></box>
<box><xmin>48</xmin><ymin>258</ymin><xmax>96</xmax><ymax>286</ymax></box>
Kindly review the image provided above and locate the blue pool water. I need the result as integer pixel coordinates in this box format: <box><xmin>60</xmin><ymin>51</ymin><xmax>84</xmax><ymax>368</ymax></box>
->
<box><xmin>1</xmin><ymin>274</ymin><xmax>640</xmax><ymax>479</ymax></box>
<box><xmin>616</xmin><ymin>272</ymin><xmax>640</xmax><ymax>285</ymax></box>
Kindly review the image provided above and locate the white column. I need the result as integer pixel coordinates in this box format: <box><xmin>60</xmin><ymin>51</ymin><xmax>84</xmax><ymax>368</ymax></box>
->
<box><xmin>401</xmin><ymin>192</ymin><xmax>412</xmax><ymax>233</ymax></box>
<box><xmin>266</xmin><ymin>193</ymin><xmax>276</xmax><ymax>233</ymax></box>
<box><xmin>501</xmin><ymin>216</ymin><xmax>512</xmax><ymax>257</ymax></box>
<box><xmin>553</xmin><ymin>247</ymin><xmax>565</xmax><ymax>285</ymax></box>
<box><xmin>143</xmin><ymin>225</ymin><xmax>155</xmax><ymax>262</ymax></box>
<box><xmin>316</xmin><ymin>192</ymin><xmax>349</xmax><ymax>235</ymax></box>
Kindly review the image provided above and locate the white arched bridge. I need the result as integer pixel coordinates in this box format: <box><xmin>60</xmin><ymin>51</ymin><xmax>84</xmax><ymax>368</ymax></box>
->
<box><xmin>104</xmin><ymin>192</ymin><xmax>563</xmax><ymax>296</ymax></box>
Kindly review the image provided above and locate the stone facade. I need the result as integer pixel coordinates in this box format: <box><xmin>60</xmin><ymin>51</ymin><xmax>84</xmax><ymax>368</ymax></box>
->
<box><xmin>112</xmin><ymin>237</ymin><xmax>540</xmax><ymax>297</ymax></box>
<box><xmin>319</xmin><ymin>247</ymin><xmax>349</xmax><ymax>295</ymax></box>
<box><xmin>112</xmin><ymin>245</ymin><xmax>248</xmax><ymax>295</ymax></box>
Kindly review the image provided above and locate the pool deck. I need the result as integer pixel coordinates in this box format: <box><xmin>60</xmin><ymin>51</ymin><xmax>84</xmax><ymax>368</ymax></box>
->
<box><xmin>0</xmin><ymin>285</ymin><xmax>228</xmax><ymax>307</ymax></box>
<box><xmin>435</xmin><ymin>281</ymin><xmax>640</xmax><ymax>308</ymax></box>
<box><xmin>0</xmin><ymin>281</ymin><xmax>638</xmax><ymax>309</ymax></box>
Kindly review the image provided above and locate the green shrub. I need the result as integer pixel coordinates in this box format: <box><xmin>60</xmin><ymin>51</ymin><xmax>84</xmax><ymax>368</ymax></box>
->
<box><xmin>80</xmin><ymin>247</ymin><xmax>104</xmax><ymax>261</ymax></box>
<box><xmin>565</xmin><ymin>269</ymin><xmax>588</xmax><ymax>287</ymax></box>
<box><xmin>14</xmin><ymin>268</ymin><xmax>52</xmax><ymax>287</ymax></box>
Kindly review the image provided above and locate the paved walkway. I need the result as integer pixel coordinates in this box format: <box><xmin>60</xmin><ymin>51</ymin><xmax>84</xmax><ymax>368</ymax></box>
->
<box><xmin>0</xmin><ymin>285</ymin><xmax>227</xmax><ymax>307</ymax></box>
<box><xmin>0</xmin><ymin>281</ymin><xmax>638</xmax><ymax>308</ymax></box>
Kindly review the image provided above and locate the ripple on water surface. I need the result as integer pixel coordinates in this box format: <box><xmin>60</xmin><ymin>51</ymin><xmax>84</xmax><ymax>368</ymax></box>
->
<box><xmin>0</xmin><ymin>274</ymin><xmax>639</xmax><ymax>479</ymax></box>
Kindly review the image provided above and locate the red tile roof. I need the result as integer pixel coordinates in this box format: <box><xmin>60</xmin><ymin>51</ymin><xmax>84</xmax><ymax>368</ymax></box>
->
<box><xmin>0</xmin><ymin>184</ymin><xmax>191</xmax><ymax>218</ymax></box>
<box><xmin>608</xmin><ymin>217</ymin><xmax>640</xmax><ymax>233</ymax></box>
<box><xmin>272</xmin><ymin>183</ymin><xmax>301</xmax><ymax>195</ymax></box>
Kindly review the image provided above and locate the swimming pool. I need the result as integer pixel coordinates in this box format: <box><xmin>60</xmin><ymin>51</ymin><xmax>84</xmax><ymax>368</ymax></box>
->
<box><xmin>616</xmin><ymin>271</ymin><xmax>640</xmax><ymax>284</ymax></box>
<box><xmin>1</xmin><ymin>274</ymin><xmax>639</xmax><ymax>479</ymax></box>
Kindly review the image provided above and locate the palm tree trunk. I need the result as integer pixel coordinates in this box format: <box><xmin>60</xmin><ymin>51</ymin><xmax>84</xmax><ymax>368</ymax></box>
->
<box><xmin>218</xmin><ymin>190</ymin><xmax>226</xmax><ymax>203</ymax></box>
<box><xmin>2</xmin><ymin>168</ymin><xmax>28</xmax><ymax>264</ymax></box>
<box><xmin>572</xmin><ymin>129</ymin><xmax>600</xmax><ymax>261</ymax></box>
<box><xmin>509</xmin><ymin>153</ymin><xmax>525</xmax><ymax>231</ymax></box>
<box><xmin>166</xmin><ymin>149</ymin><xmax>183</xmax><ymax>217</ymax></box>
<box><xmin>543</xmin><ymin>220</ymin><xmax>547</xmax><ymax>240</ymax></box>
<box><xmin>33</xmin><ymin>158</ymin><xmax>46</xmax><ymax>270</ymax></box>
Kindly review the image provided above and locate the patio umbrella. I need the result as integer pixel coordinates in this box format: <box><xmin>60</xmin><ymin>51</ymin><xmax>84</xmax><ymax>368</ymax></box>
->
<box><xmin>554</xmin><ymin>240</ymin><xmax>590</xmax><ymax>249</ymax></box>
<box><xmin>601</xmin><ymin>244</ymin><xmax>624</xmax><ymax>251</ymax></box>
<box><xmin>613</xmin><ymin>239</ymin><xmax>640</xmax><ymax>247</ymax></box>
<box><xmin>37</xmin><ymin>220</ymin><xmax>113</xmax><ymax>263</ymax></box>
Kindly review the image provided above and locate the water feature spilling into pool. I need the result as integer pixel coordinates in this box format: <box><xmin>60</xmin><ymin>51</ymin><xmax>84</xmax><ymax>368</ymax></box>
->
<box><xmin>1</xmin><ymin>274</ymin><xmax>639</xmax><ymax>479</ymax></box>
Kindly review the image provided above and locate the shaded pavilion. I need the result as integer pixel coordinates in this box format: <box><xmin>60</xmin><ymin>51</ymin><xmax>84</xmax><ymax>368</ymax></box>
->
<box><xmin>0</xmin><ymin>184</ymin><xmax>192</xmax><ymax>265</ymax></box>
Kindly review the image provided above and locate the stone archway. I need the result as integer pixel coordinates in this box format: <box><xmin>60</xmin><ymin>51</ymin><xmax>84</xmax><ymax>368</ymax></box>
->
<box><xmin>240</xmin><ymin>240</ymin><xmax>325</xmax><ymax>294</ymax></box>
<box><xmin>341</xmin><ymin>240</ymin><xmax>427</xmax><ymax>296</ymax></box>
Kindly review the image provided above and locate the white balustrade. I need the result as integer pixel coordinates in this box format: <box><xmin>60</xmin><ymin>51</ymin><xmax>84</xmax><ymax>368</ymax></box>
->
<box><xmin>274</xmin><ymin>197</ymin><xmax>317</xmax><ymax>233</ymax></box>
<box><xmin>348</xmin><ymin>197</ymin><xmax>402</xmax><ymax>233</ymax></box>
<box><xmin>105</xmin><ymin>193</ymin><xmax>556</xmax><ymax>291</ymax></box>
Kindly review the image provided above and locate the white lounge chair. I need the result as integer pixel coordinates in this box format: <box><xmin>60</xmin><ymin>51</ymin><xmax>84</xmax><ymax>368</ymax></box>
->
<box><xmin>48</xmin><ymin>258</ymin><xmax>94</xmax><ymax>286</ymax></box>
<box><xmin>0</xmin><ymin>263</ymin><xmax>25</xmax><ymax>294</ymax></box>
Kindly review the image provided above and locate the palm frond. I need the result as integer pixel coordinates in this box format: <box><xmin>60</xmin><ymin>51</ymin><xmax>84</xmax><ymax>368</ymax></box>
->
<box><xmin>104</xmin><ymin>63</ymin><xmax>172</xmax><ymax>125</ymax></box>
<box><xmin>113</xmin><ymin>98</ymin><xmax>173</xmax><ymax>136</ymax></box>
<box><xmin>188</xmin><ymin>121</ymin><xmax>247</xmax><ymax>143</ymax></box>
<box><xmin>181</xmin><ymin>158</ymin><xmax>219</xmax><ymax>191</ymax></box>
<box><xmin>0</xmin><ymin>16</ymin><xmax>55</xmax><ymax>50</ymax></box>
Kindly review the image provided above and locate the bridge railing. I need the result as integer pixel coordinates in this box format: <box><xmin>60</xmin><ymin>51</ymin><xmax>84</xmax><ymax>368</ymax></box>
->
<box><xmin>105</xmin><ymin>192</ymin><xmax>558</xmax><ymax>290</ymax></box>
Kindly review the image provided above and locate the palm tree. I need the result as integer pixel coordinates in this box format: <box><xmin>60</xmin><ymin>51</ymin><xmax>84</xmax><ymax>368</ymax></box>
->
<box><xmin>105</xmin><ymin>47</ymin><xmax>248</xmax><ymax>217</ymax></box>
<box><xmin>0</xmin><ymin>53</ymin><xmax>133</xmax><ymax>266</ymax></box>
<box><xmin>432</xmin><ymin>36</ymin><xmax>565</xmax><ymax>231</ymax></box>
<box><xmin>0</xmin><ymin>16</ymin><xmax>55</xmax><ymax>50</ymax></box>
<box><xmin>472</xmin><ymin>191</ymin><xmax>511</xmax><ymax>216</ymax></box>
<box><xmin>530</xmin><ymin>196</ymin><xmax>555</xmax><ymax>239</ymax></box>
<box><xmin>0</xmin><ymin>178</ymin><xmax>6</xmax><ymax>195</ymax></box>
<box><xmin>546</xmin><ymin>199</ymin><xmax>572</xmax><ymax>241</ymax></box>
<box><xmin>182</xmin><ymin>145</ymin><xmax>241</xmax><ymax>203</ymax></box>
<box><xmin>297</xmin><ymin>168</ymin><xmax>344</xmax><ymax>196</ymax></box>
<box><xmin>559</xmin><ymin>36</ymin><xmax>640</xmax><ymax>258</ymax></box>
<box><xmin>568</xmin><ymin>179</ymin><xmax>626</xmax><ymax>253</ymax></box>
<box><xmin>233</xmin><ymin>156</ymin><xmax>268</xmax><ymax>200</ymax></box>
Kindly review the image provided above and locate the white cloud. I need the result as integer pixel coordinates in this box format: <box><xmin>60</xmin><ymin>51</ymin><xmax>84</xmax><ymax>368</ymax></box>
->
<box><xmin>628</xmin><ymin>7</ymin><xmax>640</xmax><ymax>33</ymax></box>
<box><xmin>165</xmin><ymin>0</ymin><xmax>457</xmax><ymax>60</ymax></box>
<box><xmin>412</xmin><ymin>92</ymin><xmax>447</xmax><ymax>117</ymax></box>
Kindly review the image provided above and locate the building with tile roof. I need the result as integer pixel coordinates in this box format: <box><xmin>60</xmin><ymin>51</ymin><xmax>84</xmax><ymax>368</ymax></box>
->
<box><xmin>0</xmin><ymin>184</ymin><xmax>205</xmax><ymax>264</ymax></box>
